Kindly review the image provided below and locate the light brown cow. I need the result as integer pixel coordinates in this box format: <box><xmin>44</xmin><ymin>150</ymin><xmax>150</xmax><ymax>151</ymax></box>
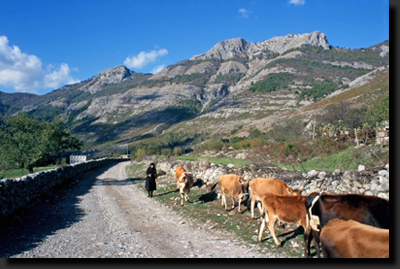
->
<box><xmin>258</xmin><ymin>193</ymin><xmax>311</xmax><ymax>255</ymax></box>
<box><xmin>175</xmin><ymin>166</ymin><xmax>194</xmax><ymax>206</ymax></box>
<box><xmin>320</xmin><ymin>219</ymin><xmax>389</xmax><ymax>258</ymax></box>
<box><xmin>249</xmin><ymin>177</ymin><xmax>302</xmax><ymax>219</ymax></box>
<box><xmin>218</xmin><ymin>174</ymin><xmax>249</xmax><ymax>213</ymax></box>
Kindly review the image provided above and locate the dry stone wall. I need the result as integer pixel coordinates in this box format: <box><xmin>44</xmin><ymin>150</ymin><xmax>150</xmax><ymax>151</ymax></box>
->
<box><xmin>154</xmin><ymin>159</ymin><xmax>389</xmax><ymax>200</ymax></box>
<box><xmin>0</xmin><ymin>158</ymin><xmax>124</xmax><ymax>218</ymax></box>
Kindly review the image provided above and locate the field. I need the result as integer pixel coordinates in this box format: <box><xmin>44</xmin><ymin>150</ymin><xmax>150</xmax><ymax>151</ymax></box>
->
<box><xmin>125</xmin><ymin>162</ymin><xmax>318</xmax><ymax>258</ymax></box>
<box><xmin>2</xmin><ymin>165</ymin><xmax>62</xmax><ymax>179</ymax></box>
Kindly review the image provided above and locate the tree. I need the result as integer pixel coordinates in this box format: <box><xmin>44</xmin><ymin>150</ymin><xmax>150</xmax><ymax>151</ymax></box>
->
<box><xmin>173</xmin><ymin>146</ymin><xmax>183</xmax><ymax>156</ymax></box>
<box><xmin>161</xmin><ymin>148</ymin><xmax>172</xmax><ymax>157</ymax></box>
<box><xmin>0</xmin><ymin>113</ymin><xmax>82</xmax><ymax>173</ymax></box>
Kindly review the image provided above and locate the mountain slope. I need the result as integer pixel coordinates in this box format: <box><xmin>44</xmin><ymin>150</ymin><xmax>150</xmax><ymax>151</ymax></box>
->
<box><xmin>0</xmin><ymin>32</ymin><xmax>389</xmax><ymax>150</ymax></box>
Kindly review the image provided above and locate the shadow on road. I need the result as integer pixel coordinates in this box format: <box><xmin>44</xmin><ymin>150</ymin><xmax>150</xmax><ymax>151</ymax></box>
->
<box><xmin>97</xmin><ymin>177</ymin><xmax>135</xmax><ymax>186</ymax></box>
<box><xmin>259</xmin><ymin>225</ymin><xmax>304</xmax><ymax>247</ymax></box>
<box><xmin>0</xmin><ymin>164</ymin><xmax>115</xmax><ymax>258</ymax></box>
<box><xmin>154</xmin><ymin>189</ymin><xmax>179</xmax><ymax>197</ymax></box>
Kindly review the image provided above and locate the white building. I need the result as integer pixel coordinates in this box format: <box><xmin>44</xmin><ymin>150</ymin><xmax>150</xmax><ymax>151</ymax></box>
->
<box><xmin>70</xmin><ymin>155</ymin><xmax>87</xmax><ymax>164</ymax></box>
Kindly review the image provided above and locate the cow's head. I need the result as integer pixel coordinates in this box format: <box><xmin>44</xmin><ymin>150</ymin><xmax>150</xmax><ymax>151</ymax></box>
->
<box><xmin>287</xmin><ymin>188</ymin><xmax>302</xmax><ymax>196</ymax></box>
<box><xmin>238</xmin><ymin>176</ymin><xmax>250</xmax><ymax>194</ymax></box>
<box><xmin>179</xmin><ymin>172</ymin><xmax>192</xmax><ymax>185</ymax></box>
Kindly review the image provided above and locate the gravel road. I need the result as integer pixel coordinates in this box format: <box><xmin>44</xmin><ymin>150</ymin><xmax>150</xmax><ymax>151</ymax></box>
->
<box><xmin>1</xmin><ymin>161</ymin><xmax>282</xmax><ymax>258</ymax></box>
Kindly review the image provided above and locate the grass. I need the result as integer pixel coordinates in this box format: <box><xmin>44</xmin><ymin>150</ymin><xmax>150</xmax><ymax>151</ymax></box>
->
<box><xmin>125</xmin><ymin>161</ymin><xmax>312</xmax><ymax>258</ymax></box>
<box><xmin>281</xmin><ymin>144</ymin><xmax>389</xmax><ymax>173</ymax></box>
<box><xmin>2</xmin><ymin>165</ymin><xmax>63</xmax><ymax>179</ymax></box>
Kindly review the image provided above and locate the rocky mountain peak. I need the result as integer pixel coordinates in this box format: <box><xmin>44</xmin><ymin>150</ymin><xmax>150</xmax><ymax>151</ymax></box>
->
<box><xmin>191</xmin><ymin>31</ymin><xmax>330</xmax><ymax>61</ymax></box>
<box><xmin>95</xmin><ymin>65</ymin><xmax>136</xmax><ymax>84</ymax></box>
<box><xmin>80</xmin><ymin>65</ymin><xmax>136</xmax><ymax>94</ymax></box>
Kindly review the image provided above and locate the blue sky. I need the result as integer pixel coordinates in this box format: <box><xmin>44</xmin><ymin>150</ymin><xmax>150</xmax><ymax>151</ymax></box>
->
<box><xmin>0</xmin><ymin>0</ymin><xmax>390</xmax><ymax>95</ymax></box>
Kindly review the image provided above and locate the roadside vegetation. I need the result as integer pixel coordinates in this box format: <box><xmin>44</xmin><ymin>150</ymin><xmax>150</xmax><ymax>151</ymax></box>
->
<box><xmin>0</xmin><ymin>112</ymin><xmax>82</xmax><ymax>179</ymax></box>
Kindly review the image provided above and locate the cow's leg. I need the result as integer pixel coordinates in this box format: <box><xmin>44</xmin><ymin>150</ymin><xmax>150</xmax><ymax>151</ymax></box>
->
<box><xmin>303</xmin><ymin>225</ymin><xmax>312</xmax><ymax>258</ymax></box>
<box><xmin>267</xmin><ymin>215</ymin><xmax>281</xmax><ymax>247</ymax></box>
<box><xmin>180</xmin><ymin>190</ymin><xmax>184</xmax><ymax>206</ymax></box>
<box><xmin>185</xmin><ymin>191</ymin><xmax>189</xmax><ymax>201</ymax></box>
<box><xmin>258</xmin><ymin>214</ymin><xmax>267</xmax><ymax>242</ymax></box>
<box><xmin>251</xmin><ymin>198</ymin><xmax>256</xmax><ymax>218</ymax></box>
<box><xmin>231</xmin><ymin>196</ymin><xmax>235</xmax><ymax>210</ymax></box>
<box><xmin>222</xmin><ymin>194</ymin><xmax>227</xmax><ymax>210</ymax></box>
<box><xmin>238</xmin><ymin>197</ymin><xmax>242</xmax><ymax>213</ymax></box>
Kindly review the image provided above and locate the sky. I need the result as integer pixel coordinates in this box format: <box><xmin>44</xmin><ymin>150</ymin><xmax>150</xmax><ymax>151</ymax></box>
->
<box><xmin>0</xmin><ymin>0</ymin><xmax>390</xmax><ymax>95</ymax></box>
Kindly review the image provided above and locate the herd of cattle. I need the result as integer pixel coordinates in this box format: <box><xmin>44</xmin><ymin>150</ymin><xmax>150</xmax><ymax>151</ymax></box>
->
<box><xmin>173</xmin><ymin>166</ymin><xmax>390</xmax><ymax>258</ymax></box>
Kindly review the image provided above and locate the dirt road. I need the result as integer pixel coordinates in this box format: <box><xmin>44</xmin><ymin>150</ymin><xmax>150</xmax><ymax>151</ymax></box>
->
<box><xmin>1</xmin><ymin>161</ymin><xmax>280</xmax><ymax>258</ymax></box>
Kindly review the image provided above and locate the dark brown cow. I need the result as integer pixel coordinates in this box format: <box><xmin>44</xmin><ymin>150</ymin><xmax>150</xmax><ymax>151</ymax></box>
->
<box><xmin>249</xmin><ymin>177</ymin><xmax>302</xmax><ymax>219</ymax></box>
<box><xmin>320</xmin><ymin>219</ymin><xmax>389</xmax><ymax>258</ymax></box>
<box><xmin>305</xmin><ymin>192</ymin><xmax>390</xmax><ymax>258</ymax></box>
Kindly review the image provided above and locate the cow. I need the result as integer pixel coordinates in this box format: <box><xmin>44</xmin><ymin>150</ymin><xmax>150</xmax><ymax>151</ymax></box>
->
<box><xmin>218</xmin><ymin>174</ymin><xmax>250</xmax><ymax>213</ymax></box>
<box><xmin>249</xmin><ymin>177</ymin><xmax>302</xmax><ymax>219</ymax></box>
<box><xmin>175</xmin><ymin>166</ymin><xmax>194</xmax><ymax>206</ymax></box>
<box><xmin>258</xmin><ymin>193</ymin><xmax>316</xmax><ymax>257</ymax></box>
<box><xmin>305</xmin><ymin>192</ymin><xmax>390</xmax><ymax>258</ymax></box>
<box><xmin>320</xmin><ymin>219</ymin><xmax>389</xmax><ymax>258</ymax></box>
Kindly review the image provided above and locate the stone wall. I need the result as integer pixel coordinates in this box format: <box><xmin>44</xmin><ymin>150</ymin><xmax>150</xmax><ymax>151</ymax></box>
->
<box><xmin>0</xmin><ymin>158</ymin><xmax>124</xmax><ymax>218</ymax></box>
<box><xmin>154</xmin><ymin>159</ymin><xmax>389</xmax><ymax>200</ymax></box>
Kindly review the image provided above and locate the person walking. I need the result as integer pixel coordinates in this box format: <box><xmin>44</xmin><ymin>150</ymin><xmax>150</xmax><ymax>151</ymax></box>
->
<box><xmin>145</xmin><ymin>163</ymin><xmax>157</xmax><ymax>198</ymax></box>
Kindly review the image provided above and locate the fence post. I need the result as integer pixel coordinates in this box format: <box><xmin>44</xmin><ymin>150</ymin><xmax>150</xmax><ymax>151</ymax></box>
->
<box><xmin>354</xmin><ymin>128</ymin><xmax>359</xmax><ymax>147</ymax></box>
<box><xmin>312</xmin><ymin>119</ymin><xmax>315</xmax><ymax>140</ymax></box>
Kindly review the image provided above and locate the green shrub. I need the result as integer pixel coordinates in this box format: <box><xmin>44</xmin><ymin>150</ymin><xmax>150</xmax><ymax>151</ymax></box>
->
<box><xmin>249</xmin><ymin>73</ymin><xmax>295</xmax><ymax>93</ymax></box>
<box><xmin>161</xmin><ymin>148</ymin><xmax>172</xmax><ymax>157</ymax></box>
<box><xmin>134</xmin><ymin>147</ymin><xmax>147</xmax><ymax>161</ymax></box>
<box><xmin>173</xmin><ymin>147</ymin><xmax>183</xmax><ymax>156</ymax></box>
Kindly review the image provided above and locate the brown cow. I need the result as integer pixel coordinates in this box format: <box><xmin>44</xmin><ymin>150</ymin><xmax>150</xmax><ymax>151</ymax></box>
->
<box><xmin>258</xmin><ymin>193</ymin><xmax>314</xmax><ymax>256</ymax></box>
<box><xmin>175</xmin><ymin>166</ymin><xmax>194</xmax><ymax>206</ymax></box>
<box><xmin>249</xmin><ymin>177</ymin><xmax>302</xmax><ymax>219</ymax></box>
<box><xmin>305</xmin><ymin>192</ymin><xmax>389</xmax><ymax>258</ymax></box>
<box><xmin>219</xmin><ymin>174</ymin><xmax>249</xmax><ymax>213</ymax></box>
<box><xmin>320</xmin><ymin>219</ymin><xmax>389</xmax><ymax>258</ymax></box>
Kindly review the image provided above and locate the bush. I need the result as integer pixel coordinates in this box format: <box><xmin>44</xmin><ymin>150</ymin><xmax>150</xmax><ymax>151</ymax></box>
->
<box><xmin>161</xmin><ymin>148</ymin><xmax>172</xmax><ymax>157</ymax></box>
<box><xmin>232</xmin><ymin>139</ymin><xmax>251</xmax><ymax>150</ymax></box>
<box><xmin>134</xmin><ymin>147</ymin><xmax>147</xmax><ymax>161</ymax></box>
<box><xmin>250</xmin><ymin>137</ymin><xmax>264</xmax><ymax>148</ymax></box>
<box><xmin>267</xmin><ymin>117</ymin><xmax>305</xmax><ymax>143</ymax></box>
<box><xmin>173</xmin><ymin>147</ymin><xmax>183</xmax><ymax>156</ymax></box>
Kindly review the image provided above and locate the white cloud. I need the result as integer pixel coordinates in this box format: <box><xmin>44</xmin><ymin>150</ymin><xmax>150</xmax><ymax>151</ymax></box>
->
<box><xmin>151</xmin><ymin>64</ymin><xmax>165</xmax><ymax>74</ymax></box>
<box><xmin>289</xmin><ymin>0</ymin><xmax>305</xmax><ymax>6</ymax></box>
<box><xmin>238</xmin><ymin>8</ymin><xmax>252</xmax><ymax>18</ymax></box>
<box><xmin>124</xmin><ymin>48</ymin><xmax>168</xmax><ymax>69</ymax></box>
<box><xmin>0</xmin><ymin>35</ymin><xmax>79</xmax><ymax>93</ymax></box>
<box><xmin>44</xmin><ymin>63</ymin><xmax>80</xmax><ymax>89</ymax></box>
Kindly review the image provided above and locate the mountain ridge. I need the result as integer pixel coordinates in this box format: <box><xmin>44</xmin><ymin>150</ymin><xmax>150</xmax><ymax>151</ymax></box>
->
<box><xmin>0</xmin><ymin>31</ymin><xmax>389</xmax><ymax>151</ymax></box>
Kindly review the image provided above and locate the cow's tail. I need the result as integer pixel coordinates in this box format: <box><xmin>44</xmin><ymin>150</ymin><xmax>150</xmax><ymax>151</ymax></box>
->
<box><xmin>210</xmin><ymin>176</ymin><xmax>222</xmax><ymax>191</ymax></box>
<box><xmin>247</xmin><ymin>184</ymin><xmax>253</xmax><ymax>208</ymax></box>
<box><xmin>210</xmin><ymin>181</ymin><xmax>219</xmax><ymax>191</ymax></box>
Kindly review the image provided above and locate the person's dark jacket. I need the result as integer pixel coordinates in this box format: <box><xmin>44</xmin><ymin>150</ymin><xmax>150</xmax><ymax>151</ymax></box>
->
<box><xmin>145</xmin><ymin>166</ymin><xmax>157</xmax><ymax>191</ymax></box>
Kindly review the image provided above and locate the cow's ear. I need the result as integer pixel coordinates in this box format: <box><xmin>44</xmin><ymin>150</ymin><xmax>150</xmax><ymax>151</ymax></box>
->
<box><xmin>238</xmin><ymin>177</ymin><xmax>243</xmax><ymax>184</ymax></box>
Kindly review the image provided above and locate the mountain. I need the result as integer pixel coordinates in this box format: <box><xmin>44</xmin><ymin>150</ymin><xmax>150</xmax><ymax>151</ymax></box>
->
<box><xmin>190</xmin><ymin>31</ymin><xmax>330</xmax><ymax>60</ymax></box>
<box><xmin>0</xmin><ymin>31</ymin><xmax>389</xmax><ymax>150</ymax></box>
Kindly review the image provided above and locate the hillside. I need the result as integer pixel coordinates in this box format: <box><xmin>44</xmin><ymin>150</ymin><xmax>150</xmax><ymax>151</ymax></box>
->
<box><xmin>0</xmin><ymin>31</ymin><xmax>389</xmax><ymax>152</ymax></box>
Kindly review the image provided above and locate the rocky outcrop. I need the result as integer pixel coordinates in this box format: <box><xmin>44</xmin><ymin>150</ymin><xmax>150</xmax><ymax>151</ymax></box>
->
<box><xmin>191</xmin><ymin>31</ymin><xmax>330</xmax><ymax>61</ymax></box>
<box><xmin>79</xmin><ymin>65</ymin><xmax>137</xmax><ymax>94</ymax></box>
